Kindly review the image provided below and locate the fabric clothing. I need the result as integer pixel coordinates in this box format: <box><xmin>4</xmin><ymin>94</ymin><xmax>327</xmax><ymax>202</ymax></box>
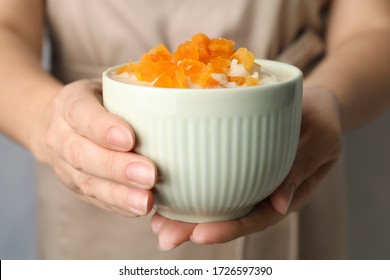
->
<box><xmin>39</xmin><ymin>0</ymin><xmax>347</xmax><ymax>259</ymax></box>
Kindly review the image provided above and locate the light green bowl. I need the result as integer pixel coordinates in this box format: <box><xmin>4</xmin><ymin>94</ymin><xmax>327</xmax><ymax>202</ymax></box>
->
<box><xmin>102</xmin><ymin>59</ymin><xmax>302</xmax><ymax>223</ymax></box>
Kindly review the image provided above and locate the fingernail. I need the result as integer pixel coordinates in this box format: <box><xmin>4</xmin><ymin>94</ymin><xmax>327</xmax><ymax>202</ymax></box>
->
<box><xmin>106</xmin><ymin>126</ymin><xmax>133</xmax><ymax>150</ymax></box>
<box><xmin>150</xmin><ymin>218</ymin><xmax>164</xmax><ymax>235</ymax></box>
<box><xmin>189</xmin><ymin>235</ymin><xmax>198</xmax><ymax>244</ymax></box>
<box><xmin>281</xmin><ymin>183</ymin><xmax>295</xmax><ymax>215</ymax></box>
<box><xmin>126</xmin><ymin>191</ymin><xmax>148</xmax><ymax>215</ymax></box>
<box><xmin>126</xmin><ymin>162</ymin><xmax>155</xmax><ymax>186</ymax></box>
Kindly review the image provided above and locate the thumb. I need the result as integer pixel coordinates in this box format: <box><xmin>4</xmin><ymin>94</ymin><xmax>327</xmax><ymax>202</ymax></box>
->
<box><xmin>269</xmin><ymin>167</ymin><xmax>301</xmax><ymax>216</ymax></box>
<box><xmin>268</xmin><ymin>136</ymin><xmax>315</xmax><ymax>215</ymax></box>
<box><xmin>57</xmin><ymin>79</ymin><xmax>135</xmax><ymax>151</ymax></box>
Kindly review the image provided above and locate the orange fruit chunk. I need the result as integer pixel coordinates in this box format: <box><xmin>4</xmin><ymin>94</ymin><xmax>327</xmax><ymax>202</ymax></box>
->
<box><xmin>228</xmin><ymin>76</ymin><xmax>246</xmax><ymax>86</ymax></box>
<box><xmin>191</xmin><ymin>33</ymin><xmax>210</xmax><ymax>50</ymax></box>
<box><xmin>209</xmin><ymin>57</ymin><xmax>231</xmax><ymax>74</ymax></box>
<box><xmin>208</xmin><ymin>38</ymin><xmax>235</xmax><ymax>59</ymax></box>
<box><xmin>115</xmin><ymin>60</ymin><xmax>135</xmax><ymax>74</ymax></box>
<box><xmin>154</xmin><ymin>65</ymin><xmax>187</xmax><ymax>88</ymax></box>
<box><xmin>117</xmin><ymin>33</ymin><xmax>261</xmax><ymax>88</ymax></box>
<box><xmin>231</xmin><ymin>48</ymin><xmax>255</xmax><ymax>71</ymax></box>
<box><xmin>140</xmin><ymin>44</ymin><xmax>172</xmax><ymax>63</ymax></box>
<box><xmin>196</xmin><ymin>63</ymin><xmax>214</xmax><ymax>88</ymax></box>
<box><xmin>154</xmin><ymin>60</ymin><xmax>176</xmax><ymax>74</ymax></box>
<box><xmin>245</xmin><ymin>76</ymin><xmax>260</xmax><ymax>86</ymax></box>
<box><xmin>134</xmin><ymin>61</ymin><xmax>157</xmax><ymax>82</ymax></box>
<box><xmin>191</xmin><ymin>33</ymin><xmax>211</xmax><ymax>63</ymax></box>
<box><xmin>134</xmin><ymin>60</ymin><xmax>175</xmax><ymax>82</ymax></box>
<box><xmin>205</xmin><ymin>76</ymin><xmax>222</xmax><ymax>88</ymax></box>
<box><xmin>181</xmin><ymin>59</ymin><xmax>206</xmax><ymax>83</ymax></box>
<box><xmin>173</xmin><ymin>41</ymin><xmax>199</xmax><ymax>62</ymax></box>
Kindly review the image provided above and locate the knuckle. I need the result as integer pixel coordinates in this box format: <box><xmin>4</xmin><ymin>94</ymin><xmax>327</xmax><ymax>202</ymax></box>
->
<box><xmin>58</xmin><ymin>83</ymin><xmax>86</xmax><ymax>128</ymax></box>
<box><xmin>108</xmin><ymin>188</ymin><xmax>122</xmax><ymax>210</ymax></box>
<box><xmin>100</xmin><ymin>182</ymin><xmax>129</xmax><ymax>213</ymax></box>
<box><xmin>53</xmin><ymin>165</ymin><xmax>73</xmax><ymax>187</ymax></box>
<box><xmin>103</xmin><ymin>152</ymin><xmax>120</xmax><ymax>177</ymax></box>
<box><xmin>53</xmin><ymin>166</ymin><xmax>84</xmax><ymax>196</ymax></box>
<box><xmin>63</xmin><ymin>135</ymin><xmax>83</xmax><ymax>170</ymax></box>
<box><xmin>302</xmin><ymin>161</ymin><xmax>316</xmax><ymax>179</ymax></box>
<box><xmin>76</xmin><ymin>173</ymin><xmax>95</xmax><ymax>197</ymax></box>
<box><xmin>113</xmin><ymin>187</ymin><xmax>129</xmax><ymax>210</ymax></box>
<box><xmin>53</xmin><ymin>90</ymin><xmax>70</xmax><ymax>122</ymax></box>
<box><xmin>64</xmin><ymin>95</ymin><xmax>83</xmax><ymax>129</ymax></box>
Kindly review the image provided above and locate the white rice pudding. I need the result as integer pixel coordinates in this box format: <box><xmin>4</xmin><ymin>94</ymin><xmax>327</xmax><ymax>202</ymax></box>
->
<box><xmin>111</xmin><ymin>59</ymin><xmax>279</xmax><ymax>88</ymax></box>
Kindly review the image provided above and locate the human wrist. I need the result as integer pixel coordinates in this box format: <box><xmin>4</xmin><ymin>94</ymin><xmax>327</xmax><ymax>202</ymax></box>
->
<box><xmin>28</xmin><ymin>81</ymin><xmax>63</xmax><ymax>165</ymax></box>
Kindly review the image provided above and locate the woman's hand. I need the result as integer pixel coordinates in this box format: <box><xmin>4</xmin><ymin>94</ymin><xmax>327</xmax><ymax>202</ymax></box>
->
<box><xmin>44</xmin><ymin>79</ymin><xmax>157</xmax><ymax>217</ymax></box>
<box><xmin>150</xmin><ymin>86</ymin><xmax>342</xmax><ymax>250</ymax></box>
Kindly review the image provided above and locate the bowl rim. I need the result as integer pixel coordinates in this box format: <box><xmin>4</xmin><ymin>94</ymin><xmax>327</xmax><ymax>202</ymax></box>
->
<box><xmin>102</xmin><ymin>59</ymin><xmax>303</xmax><ymax>93</ymax></box>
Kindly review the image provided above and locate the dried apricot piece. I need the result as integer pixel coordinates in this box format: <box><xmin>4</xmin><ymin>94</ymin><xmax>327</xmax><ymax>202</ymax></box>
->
<box><xmin>149</xmin><ymin>44</ymin><xmax>172</xmax><ymax>61</ymax></box>
<box><xmin>231</xmin><ymin>48</ymin><xmax>255</xmax><ymax>71</ymax></box>
<box><xmin>209</xmin><ymin>57</ymin><xmax>231</xmax><ymax>74</ymax></box>
<box><xmin>154</xmin><ymin>73</ymin><xmax>173</xmax><ymax>88</ymax></box>
<box><xmin>196</xmin><ymin>63</ymin><xmax>214</xmax><ymax>88</ymax></box>
<box><xmin>245</xmin><ymin>76</ymin><xmax>260</xmax><ymax>86</ymax></box>
<box><xmin>154</xmin><ymin>65</ymin><xmax>187</xmax><ymax>88</ymax></box>
<box><xmin>172</xmin><ymin>64</ymin><xmax>187</xmax><ymax>88</ymax></box>
<box><xmin>173</xmin><ymin>41</ymin><xmax>199</xmax><ymax>62</ymax></box>
<box><xmin>192</xmin><ymin>33</ymin><xmax>210</xmax><ymax>50</ymax></box>
<box><xmin>197</xmin><ymin>48</ymin><xmax>210</xmax><ymax>64</ymax></box>
<box><xmin>134</xmin><ymin>61</ymin><xmax>158</xmax><ymax>82</ymax></box>
<box><xmin>208</xmin><ymin>38</ymin><xmax>235</xmax><ymax>59</ymax></box>
<box><xmin>195</xmin><ymin>63</ymin><xmax>223</xmax><ymax>88</ymax></box>
<box><xmin>118</xmin><ymin>33</ymin><xmax>261</xmax><ymax>88</ymax></box>
<box><xmin>181</xmin><ymin>59</ymin><xmax>206</xmax><ymax>83</ymax></box>
<box><xmin>191</xmin><ymin>33</ymin><xmax>210</xmax><ymax>63</ymax></box>
<box><xmin>135</xmin><ymin>58</ymin><xmax>175</xmax><ymax>83</ymax></box>
<box><xmin>140</xmin><ymin>44</ymin><xmax>172</xmax><ymax>63</ymax></box>
<box><xmin>115</xmin><ymin>60</ymin><xmax>135</xmax><ymax>74</ymax></box>
<box><xmin>205</xmin><ymin>76</ymin><xmax>222</xmax><ymax>88</ymax></box>
<box><xmin>228</xmin><ymin>76</ymin><xmax>246</xmax><ymax>86</ymax></box>
<box><xmin>155</xmin><ymin>60</ymin><xmax>176</xmax><ymax>75</ymax></box>
<box><xmin>139</xmin><ymin>54</ymin><xmax>157</xmax><ymax>64</ymax></box>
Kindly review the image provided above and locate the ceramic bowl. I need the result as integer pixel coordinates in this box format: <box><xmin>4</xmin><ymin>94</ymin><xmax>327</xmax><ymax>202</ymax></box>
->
<box><xmin>102</xmin><ymin>59</ymin><xmax>302</xmax><ymax>223</ymax></box>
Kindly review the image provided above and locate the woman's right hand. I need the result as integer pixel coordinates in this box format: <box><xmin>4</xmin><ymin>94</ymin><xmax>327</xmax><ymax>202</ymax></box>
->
<box><xmin>44</xmin><ymin>79</ymin><xmax>157</xmax><ymax>217</ymax></box>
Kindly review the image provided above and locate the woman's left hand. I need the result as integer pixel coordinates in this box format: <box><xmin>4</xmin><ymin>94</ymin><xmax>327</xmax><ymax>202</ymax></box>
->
<box><xmin>150</xmin><ymin>86</ymin><xmax>342</xmax><ymax>250</ymax></box>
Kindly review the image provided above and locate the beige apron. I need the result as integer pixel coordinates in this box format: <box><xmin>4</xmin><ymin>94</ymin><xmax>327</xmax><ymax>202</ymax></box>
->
<box><xmin>39</xmin><ymin>0</ymin><xmax>347</xmax><ymax>259</ymax></box>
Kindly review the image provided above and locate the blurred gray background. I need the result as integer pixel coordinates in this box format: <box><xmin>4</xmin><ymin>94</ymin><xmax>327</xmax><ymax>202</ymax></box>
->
<box><xmin>1</xmin><ymin>110</ymin><xmax>390</xmax><ymax>259</ymax></box>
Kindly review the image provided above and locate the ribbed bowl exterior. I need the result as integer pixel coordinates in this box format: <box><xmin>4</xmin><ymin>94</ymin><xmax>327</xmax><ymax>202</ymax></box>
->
<box><xmin>103</xmin><ymin>60</ymin><xmax>302</xmax><ymax>222</ymax></box>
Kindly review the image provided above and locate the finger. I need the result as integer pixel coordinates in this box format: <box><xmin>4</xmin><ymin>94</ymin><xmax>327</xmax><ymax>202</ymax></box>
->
<box><xmin>59</xmin><ymin>160</ymin><xmax>154</xmax><ymax>216</ymax></box>
<box><xmin>269</xmin><ymin>87</ymin><xmax>342</xmax><ymax>214</ymax></box>
<box><xmin>190</xmin><ymin>199</ymin><xmax>284</xmax><ymax>244</ymax></box>
<box><xmin>79</xmin><ymin>194</ymin><xmax>141</xmax><ymax>218</ymax></box>
<box><xmin>151</xmin><ymin>215</ymin><xmax>197</xmax><ymax>251</ymax></box>
<box><xmin>150</xmin><ymin>213</ymin><xmax>169</xmax><ymax>234</ymax></box>
<box><xmin>57</xmin><ymin>79</ymin><xmax>135</xmax><ymax>151</ymax></box>
<box><xmin>270</xmin><ymin>132</ymin><xmax>341</xmax><ymax>215</ymax></box>
<box><xmin>287</xmin><ymin>160</ymin><xmax>337</xmax><ymax>212</ymax></box>
<box><xmin>53</xmin><ymin>157</ymin><xmax>145</xmax><ymax>217</ymax></box>
<box><xmin>58</xmin><ymin>131</ymin><xmax>157</xmax><ymax>188</ymax></box>
<box><xmin>268</xmin><ymin>152</ymin><xmax>307</xmax><ymax>215</ymax></box>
